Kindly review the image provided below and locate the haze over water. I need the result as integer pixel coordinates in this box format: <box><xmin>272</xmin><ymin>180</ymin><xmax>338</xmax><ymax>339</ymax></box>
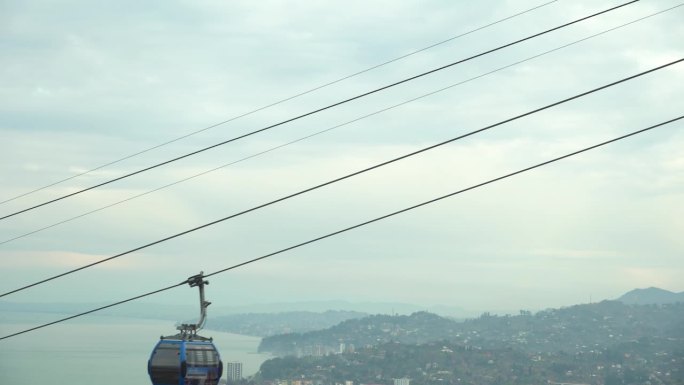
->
<box><xmin>0</xmin><ymin>312</ymin><xmax>271</xmax><ymax>385</ymax></box>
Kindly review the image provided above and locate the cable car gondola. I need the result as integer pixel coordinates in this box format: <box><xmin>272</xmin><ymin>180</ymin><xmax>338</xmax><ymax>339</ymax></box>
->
<box><xmin>148</xmin><ymin>272</ymin><xmax>223</xmax><ymax>385</ymax></box>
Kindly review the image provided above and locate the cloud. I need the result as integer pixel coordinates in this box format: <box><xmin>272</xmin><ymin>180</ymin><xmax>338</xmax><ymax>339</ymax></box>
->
<box><xmin>0</xmin><ymin>0</ymin><xmax>682</xmax><ymax>312</ymax></box>
<box><xmin>528</xmin><ymin>248</ymin><xmax>620</xmax><ymax>260</ymax></box>
<box><xmin>0</xmin><ymin>250</ymin><xmax>142</xmax><ymax>269</ymax></box>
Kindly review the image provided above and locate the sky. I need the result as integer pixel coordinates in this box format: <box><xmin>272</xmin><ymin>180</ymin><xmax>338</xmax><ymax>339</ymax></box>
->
<box><xmin>0</xmin><ymin>0</ymin><xmax>683</xmax><ymax>321</ymax></box>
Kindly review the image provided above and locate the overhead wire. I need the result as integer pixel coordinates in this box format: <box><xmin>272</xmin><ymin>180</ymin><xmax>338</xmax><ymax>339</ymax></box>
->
<box><xmin>1</xmin><ymin>57</ymin><xmax>680</xmax><ymax>300</ymax></box>
<box><xmin>0</xmin><ymin>281</ymin><xmax>187</xmax><ymax>341</ymax></box>
<box><xmin>0</xmin><ymin>0</ymin><xmax>640</xmax><ymax>221</ymax></box>
<box><xmin>2</xmin><ymin>114</ymin><xmax>681</xmax><ymax>341</ymax></box>
<box><xmin>2</xmin><ymin>2</ymin><xmax>678</xmax><ymax>246</ymax></box>
<box><xmin>1</xmin><ymin>1</ymin><xmax>562</xmax><ymax>206</ymax></box>
<box><xmin>0</xmin><ymin>0</ymin><xmax>561</xmax><ymax>206</ymax></box>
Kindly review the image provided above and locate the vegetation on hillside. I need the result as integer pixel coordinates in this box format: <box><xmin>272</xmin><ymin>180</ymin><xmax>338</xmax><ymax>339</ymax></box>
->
<box><xmin>253</xmin><ymin>302</ymin><xmax>684</xmax><ymax>385</ymax></box>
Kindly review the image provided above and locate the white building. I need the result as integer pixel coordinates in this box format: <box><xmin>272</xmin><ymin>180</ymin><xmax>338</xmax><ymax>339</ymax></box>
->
<box><xmin>394</xmin><ymin>378</ymin><xmax>410</xmax><ymax>385</ymax></box>
<box><xmin>226</xmin><ymin>361</ymin><xmax>243</xmax><ymax>382</ymax></box>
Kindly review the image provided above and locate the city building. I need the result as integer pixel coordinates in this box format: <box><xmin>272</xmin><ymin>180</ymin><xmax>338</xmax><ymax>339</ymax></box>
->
<box><xmin>393</xmin><ymin>378</ymin><xmax>410</xmax><ymax>385</ymax></box>
<box><xmin>226</xmin><ymin>361</ymin><xmax>243</xmax><ymax>382</ymax></box>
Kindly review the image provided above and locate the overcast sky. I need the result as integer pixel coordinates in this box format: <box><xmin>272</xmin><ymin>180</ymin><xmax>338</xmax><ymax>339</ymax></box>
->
<box><xmin>0</xmin><ymin>0</ymin><xmax>683</xmax><ymax>319</ymax></box>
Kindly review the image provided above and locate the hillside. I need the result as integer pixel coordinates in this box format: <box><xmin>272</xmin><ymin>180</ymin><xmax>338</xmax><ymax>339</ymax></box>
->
<box><xmin>259</xmin><ymin>311</ymin><xmax>457</xmax><ymax>355</ymax></box>
<box><xmin>617</xmin><ymin>287</ymin><xmax>684</xmax><ymax>305</ymax></box>
<box><xmin>258</xmin><ymin>301</ymin><xmax>684</xmax><ymax>356</ymax></box>
<box><xmin>256</xmin><ymin>302</ymin><xmax>684</xmax><ymax>385</ymax></box>
<box><xmin>258</xmin><ymin>336</ymin><xmax>683</xmax><ymax>385</ymax></box>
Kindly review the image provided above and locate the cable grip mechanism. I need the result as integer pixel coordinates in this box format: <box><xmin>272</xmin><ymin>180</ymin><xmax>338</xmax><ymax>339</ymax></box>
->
<box><xmin>177</xmin><ymin>271</ymin><xmax>211</xmax><ymax>337</ymax></box>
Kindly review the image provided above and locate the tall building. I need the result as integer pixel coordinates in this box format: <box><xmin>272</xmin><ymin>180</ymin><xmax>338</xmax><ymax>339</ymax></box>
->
<box><xmin>226</xmin><ymin>361</ymin><xmax>243</xmax><ymax>382</ymax></box>
<box><xmin>393</xmin><ymin>378</ymin><xmax>410</xmax><ymax>385</ymax></box>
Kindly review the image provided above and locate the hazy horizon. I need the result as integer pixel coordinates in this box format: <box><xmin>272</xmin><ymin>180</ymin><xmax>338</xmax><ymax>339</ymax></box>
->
<box><xmin>4</xmin><ymin>285</ymin><xmax>681</xmax><ymax>321</ymax></box>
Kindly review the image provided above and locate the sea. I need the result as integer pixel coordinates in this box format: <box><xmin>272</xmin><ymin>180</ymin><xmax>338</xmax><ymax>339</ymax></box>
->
<box><xmin>0</xmin><ymin>311</ymin><xmax>272</xmax><ymax>385</ymax></box>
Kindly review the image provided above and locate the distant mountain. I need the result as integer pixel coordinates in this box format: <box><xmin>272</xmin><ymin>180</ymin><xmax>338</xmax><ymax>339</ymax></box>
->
<box><xmin>0</xmin><ymin>299</ymin><xmax>476</xmax><ymax>321</ymax></box>
<box><xmin>210</xmin><ymin>300</ymin><xmax>473</xmax><ymax>318</ymax></box>
<box><xmin>205</xmin><ymin>310</ymin><xmax>367</xmax><ymax>337</ymax></box>
<box><xmin>617</xmin><ymin>287</ymin><xmax>684</xmax><ymax>305</ymax></box>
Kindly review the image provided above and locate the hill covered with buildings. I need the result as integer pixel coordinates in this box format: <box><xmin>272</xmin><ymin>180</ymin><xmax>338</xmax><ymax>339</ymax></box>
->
<box><xmin>258</xmin><ymin>301</ymin><xmax>683</xmax><ymax>356</ymax></box>
<box><xmin>253</xmin><ymin>301</ymin><xmax>684</xmax><ymax>385</ymax></box>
